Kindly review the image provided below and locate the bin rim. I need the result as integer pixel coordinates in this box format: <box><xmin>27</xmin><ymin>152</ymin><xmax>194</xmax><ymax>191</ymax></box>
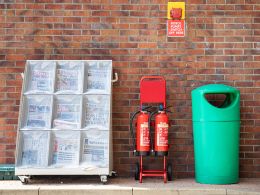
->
<box><xmin>192</xmin><ymin>84</ymin><xmax>239</xmax><ymax>95</ymax></box>
<box><xmin>191</xmin><ymin>84</ymin><xmax>240</xmax><ymax>122</ymax></box>
<box><xmin>192</xmin><ymin>84</ymin><xmax>240</xmax><ymax>110</ymax></box>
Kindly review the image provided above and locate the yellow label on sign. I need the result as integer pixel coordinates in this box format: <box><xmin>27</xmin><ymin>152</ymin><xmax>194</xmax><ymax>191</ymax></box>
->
<box><xmin>167</xmin><ymin>2</ymin><xmax>185</xmax><ymax>20</ymax></box>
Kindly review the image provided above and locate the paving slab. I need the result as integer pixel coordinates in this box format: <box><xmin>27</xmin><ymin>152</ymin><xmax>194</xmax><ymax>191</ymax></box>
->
<box><xmin>227</xmin><ymin>189</ymin><xmax>260</xmax><ymax>195</ymax></box>
<box><xmin>0</xmin><ymin>190</ymin><xmax>38</xmax><ymax>195</ymax></box>
<box><xmin>39</xmin><ymin>188</ymin><xmax>132</xmax><ymax>195</ymax></box>
<box><xmin>133</xmin><ymin>188</ymin><xmax>178</xmax><ymax>195</ymax></box>
<box><xmin>0</xmin><ymin>181</ymin><xmax>39</xmax><ymax>195</ymax></box>
<box><xmin>178</xmin><ymin>189</ymin><xmax>227</xmax><ymax>195</ymax></box>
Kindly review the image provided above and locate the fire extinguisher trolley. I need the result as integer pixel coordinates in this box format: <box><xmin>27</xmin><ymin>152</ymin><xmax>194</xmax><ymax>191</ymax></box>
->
<box><xmin>130</xmin><ymin>76</ymin><xmax>172</xmax><ymax>183</ymax></box>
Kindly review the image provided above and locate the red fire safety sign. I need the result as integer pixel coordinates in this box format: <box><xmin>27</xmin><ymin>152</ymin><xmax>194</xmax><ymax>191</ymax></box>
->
<box><xmin>167</xmin><ymin>20</ymin><xmax>185</xmax><ymax>37</ymax></box>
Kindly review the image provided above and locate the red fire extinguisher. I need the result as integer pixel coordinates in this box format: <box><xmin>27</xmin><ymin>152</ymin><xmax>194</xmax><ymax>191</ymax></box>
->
<box><xmin>150</xmin><ymin>105</ymin><xmax>170</xmax><ymax>156</ymax></box>
<box><xmin>130</xmin><ymin>107</ymin><xmax>151</xmax><ymax>156</ymax></box>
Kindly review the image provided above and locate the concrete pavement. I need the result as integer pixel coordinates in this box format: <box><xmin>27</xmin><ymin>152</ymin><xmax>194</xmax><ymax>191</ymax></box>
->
<box><xmin>0</xmin><ymin>178</ymin><xmax>259</xmax><ymax>195</ymax></box>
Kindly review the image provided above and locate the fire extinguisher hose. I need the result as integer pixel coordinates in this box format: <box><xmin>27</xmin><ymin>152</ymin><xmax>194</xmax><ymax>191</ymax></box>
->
<box><xmin>130</xmin><ymin>110</ymin><xmax>140</xmax><ymax>151</ymax></box>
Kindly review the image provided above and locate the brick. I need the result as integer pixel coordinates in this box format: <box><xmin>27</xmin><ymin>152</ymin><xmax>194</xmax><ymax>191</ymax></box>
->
<box><xmin>6</xmin><ymin>55</ymin><xmax>26</xmax><ymax>61</ymax></box>
<box><xmin>246</xmin><ymin>0</ymin><xmax>259</xmax><ymax>4</ymax></box>
<box><xmin>45</xmin><ymin>4</ymin><xmax>63</xmax><ymax>9</ymax></box>
<box><xmin>112</xmin><ymin>0</ymin><xmax>129</xmax><ymax>3</ymax></box>
<box><xmin>138</xmin><ymin>43</ymin><xmax>157</xmax><ymax>48</ymax></box>
<box><xmin>225</xmin><ymin>24</ymin><xmax>245</xmax><ymax>29</ymax></box>
<box><xmin>63</xmin><ymin>17</ymin><xmax>81</xmax><ymax>23</ymax></box>
<box><xmin>64</xmin><ymin>4</ymin><xmax>82</xmax><ymax>10</ymax></box>
<box><xmin>225</xmin><ymin>49</ymin><xmax>243</xmax><ymax>55</ymax></box>
<box><xmin>26</xmin><ymin>4</ymin><xmax>44</xmax><ymax>9</ymax></box>
<box><xmin>186</xmin><ymin>0</ymin><xmax>206</xmax><ymax>3</ymax></box>
<box><xmin>216</xmin><ymin>5</ymin><xmax>235</xmax><ymax>10</ymax></box>
<box><xmin>111</xmin><ymin>49</ymin><xmax>129</xmax><ymax>55</ymax></box>
<box><xmin>92</xmin><ymin>9</ymin><xmax>110</xmax><ymax>16</ymax></box>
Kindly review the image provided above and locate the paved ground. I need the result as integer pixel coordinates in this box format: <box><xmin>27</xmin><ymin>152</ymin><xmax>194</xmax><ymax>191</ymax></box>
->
<box><xmin>0</xmin><ymin>177</ymin><xmax>259</xmax><ymax>195</ymax></box>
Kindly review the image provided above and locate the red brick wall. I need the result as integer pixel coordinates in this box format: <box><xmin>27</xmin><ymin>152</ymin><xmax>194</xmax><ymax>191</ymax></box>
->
<box><xmin>0</xmin><ymin>0</ymin><xmax>259</xmax><ymax>178</ymax></box>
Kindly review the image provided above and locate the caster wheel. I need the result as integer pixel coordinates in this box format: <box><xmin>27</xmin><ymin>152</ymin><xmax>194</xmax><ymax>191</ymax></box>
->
<box><xmin>134</xmin><ymin>162</ymin><xmax>140</xmax><ymax>180</ymax></box>
<box><xmin>19</xmin><ymin>176</ymin><xmax>30</xmax><ymax>184</ymax></box>
<box><xmin>167</xmin><ymin>163</ymin><xmax>173</xmax><ymax>181</ymax></box>
<box><xmin>22</xmin><ymin>178</ymin><xmax>29</xmax><ymax>184</ymax></box>
<box><xmin>111</xmin><ymin>171</ymin><xmax>118</xmax><ymax>178</ymax></box>
<box><xmin>100</xmin><ymin>175</ymin><xmax>108</xmax><ymax>184</ymax></box>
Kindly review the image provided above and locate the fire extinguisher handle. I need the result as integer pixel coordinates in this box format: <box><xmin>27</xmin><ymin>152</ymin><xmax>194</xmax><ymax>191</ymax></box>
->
<box><xmin>164</xmin><ymin>106</ymin><xmax>173</xmax><ymax>113</ymax></box>
<box><xmin>142</xmin><ymin>106</ymin><xmax>153</xmax><ymax>112</ymax></box>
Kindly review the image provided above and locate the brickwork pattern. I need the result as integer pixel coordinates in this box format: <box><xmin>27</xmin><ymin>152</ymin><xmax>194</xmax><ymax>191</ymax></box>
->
<box><xmin>0</xmin><ymin>0</ymin><xmax>259</xmax><ymax>178</ymax></box>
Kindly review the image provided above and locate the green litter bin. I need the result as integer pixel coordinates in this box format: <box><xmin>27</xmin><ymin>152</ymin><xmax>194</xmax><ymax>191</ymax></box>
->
<box><xmin>0</xmin><ymin>164</ymin><xmax>19</xmax><ymax>180</ymax></box>
<box><xmin>191</xmin><ymin>84</ymin><xmax>240</xmax><ymax>184</ymax></box>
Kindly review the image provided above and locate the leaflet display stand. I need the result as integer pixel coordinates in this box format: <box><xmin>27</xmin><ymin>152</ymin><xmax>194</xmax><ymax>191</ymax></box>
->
<box><xmin>15</xmin><ymin>60</ymin><xmax>114</xmax><ymax>184</ymax></box>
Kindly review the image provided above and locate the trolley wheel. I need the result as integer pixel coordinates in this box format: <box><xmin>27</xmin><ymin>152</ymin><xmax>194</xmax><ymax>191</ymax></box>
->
<box><xmin>134</xmin><ymin>162</ymin><xmax>140</xmax><ymax>180</ymax></box>
<box><xmin>167</xmin><ymin>163</ymin><xmax>173</xmax><ymax>181</ymax></box>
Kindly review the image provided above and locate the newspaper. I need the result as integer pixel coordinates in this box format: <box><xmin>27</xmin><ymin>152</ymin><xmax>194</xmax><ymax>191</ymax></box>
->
<box><xmin>56</xmin><ymin>62</ymin><xmax>83</xmax><ymax>93</ymax></box>
<box><xmin>86</xmin><ymin>62</ymin><xmax>111</xmax><ymax>92</ymax></box>
<box><xmin>26</xmin><ymin>61</ymin><xmax>55</xmax><ymax>93</ymax></box>
<box><xmin>31</xmin><ymin>70</ymin><xmax>52</xmax><ymax>92</ymax></box>
<box><xmin>20</xmin><ymin>131</ymin><xmax>50</xmax><ymax>167</ymax></box>
<box><xmin>84</xmin><ymin>95</ymin><xmax>110</xmax><ymax>129</ymax></box>
<box><xmin>53</xmin><ymin>96</ymin><xmax>81</xmax><ymax>129</ymax></box>
<box><xmin>25</xmin><ymin>95</ymin><xmax>52</xmax><ymax>129</ymax></box>
<box><xmin>52</xmin><ymin>131</ymin><xmax>80</xmax><ymax>166</ymax></box>
<box><xmin>87</xmin><ymin>69</ymin><xmax>109</xmax><ymax>91</ymax></box>
<box><xmin>81</xmin><ymin>131</ymin><xmax>108</xmax><ymax>168</ymax></box>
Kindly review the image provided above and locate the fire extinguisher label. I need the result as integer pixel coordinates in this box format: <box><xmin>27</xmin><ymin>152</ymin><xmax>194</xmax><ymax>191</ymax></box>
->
<box><xmin>157</xmin><ymin>122</ymin><xmax>168</xmax><ymax>146</ymax></box>
<box><xmin>140</xmin><ymin>122</ymin><xmax>150</xmax><ymax>146</ymax></box>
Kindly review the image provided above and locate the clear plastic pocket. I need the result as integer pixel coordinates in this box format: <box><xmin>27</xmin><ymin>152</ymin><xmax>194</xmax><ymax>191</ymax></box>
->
<box><xmin>80</xmin><ymin>130</ymin><xmax>108</xmax><ymax>168</ymax></box>
<box><xmin>52</xmin><ymin>95</ymin><xmax>82</xmax><ymax>130</ymax></box>
<box><xmin>55</xmin><ymin>61</ymin><xmax>84</xmax><ymax>94</ymax></box>
<box><xmin>84</xmin><ymin>61</ymin><xmax>112</xmax><ymax>94</ymax></box>
<box><xmin>83</xmin><ymin>95</ymin><xmax>110</xmax><ymax>130</ymax></box>
<box><xmin>51</xmin><ymin>131</ymin><xmax>80</xmax><ymax>167</ymax></box>
<box><xmin>24</xmin><ymin>61</ymin><xmax>55</xmax><ymax>94</ymax></box>
<box><xmin>17</xmin><ymin>131</ymin><xmax>50</xmax><ymax>168</ymax></box>
<box><xmin>21</xmin><ymin>95</ymin><xmax>52</xmax><ymax>130</ymax></box>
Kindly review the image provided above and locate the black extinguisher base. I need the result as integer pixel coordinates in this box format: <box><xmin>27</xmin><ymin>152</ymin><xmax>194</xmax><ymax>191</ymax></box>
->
<box><xmin>155</xmin><ymin>151</ymin><xmax>168</xmax><ymax>156</ymax></box>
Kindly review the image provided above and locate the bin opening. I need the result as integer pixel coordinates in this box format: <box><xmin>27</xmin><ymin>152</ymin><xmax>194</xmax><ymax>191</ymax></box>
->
<box><xmin>204</xmin><ymin>93</ymin><xmax>234</xmax><ymax>108</ymax></box>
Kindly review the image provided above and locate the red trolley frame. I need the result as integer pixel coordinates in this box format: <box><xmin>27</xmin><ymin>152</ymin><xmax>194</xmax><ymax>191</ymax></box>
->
<box><xmin>137</xmin><ymin>76</ymin><xmax>169</xmax><ymax>183</ymax></box>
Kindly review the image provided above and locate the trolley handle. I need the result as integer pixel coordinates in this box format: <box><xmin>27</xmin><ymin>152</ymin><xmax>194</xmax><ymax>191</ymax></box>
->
<box><xmin>140</xmin><ymin>76</ymin><xmax>165</xmax><ymax>82</ymax></box>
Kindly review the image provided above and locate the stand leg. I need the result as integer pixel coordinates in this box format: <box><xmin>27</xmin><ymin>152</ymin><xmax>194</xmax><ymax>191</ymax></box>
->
<box><xmin>163</xmin><ymin>156</ymin><xmax>167</xmax><ymax>183</ymax></box>
<box><xmin>139</xmin><ymin>156</ymin><xmax>142</xmax><ymax>183</ymax></box>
